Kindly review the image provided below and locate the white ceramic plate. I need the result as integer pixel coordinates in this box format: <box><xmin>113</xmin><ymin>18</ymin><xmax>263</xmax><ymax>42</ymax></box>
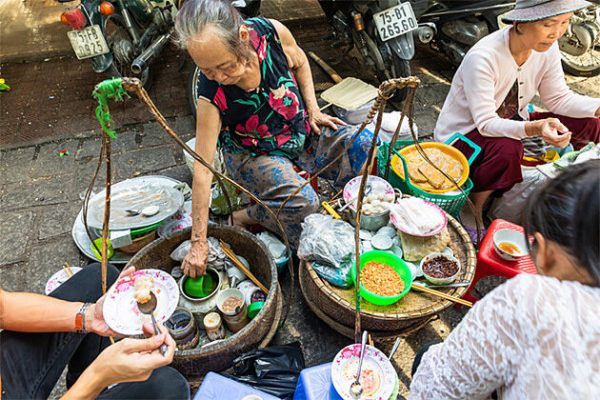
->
<box><xmin>103</xmin><ymin>269</ymin><xmax>179</xmax><ymax>336</ymax></box>
<box><xmin>45</xmin><ymin>267</ymin><xmax>83</xmax><ymax>295</ymax></box>
<box><xmin>331</xmin><ymin>344</ymin><xmax>396</xmax><ymax>400</ymax></box>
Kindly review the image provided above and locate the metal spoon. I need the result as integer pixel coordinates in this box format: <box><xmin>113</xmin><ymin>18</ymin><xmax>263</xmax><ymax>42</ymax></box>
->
<box><xmin>340</xmin><ymin>185</ymin><xmax>373</xmax><ymax>213</ymax></box>
<box><xmin>349</xmin><ymin>331</ymin><xmax>368</xmax><ymax>399</ymax></box>
<box><xmin>125</xmin><ymin>208</ymin><xmax>140</xmax><ymax>216</ymax></box>
<box><xmin>136</xmin><ymin>292</ymin><xmax>168</xmax><ymax>356</ymax></box>
<box><xmin>388</xmin><ymin>337</ymin><xmax>401</xmax><ymax>360</ymax></box>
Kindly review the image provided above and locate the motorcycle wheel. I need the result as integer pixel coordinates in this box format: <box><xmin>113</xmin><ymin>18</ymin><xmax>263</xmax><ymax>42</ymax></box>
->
<box><xmin>560</xmin><ymin>47</ymin><xmax>600</xmax><ymax>77</ymax></box>
<box><xmin>389</xmin><ymin>55</ymin><xmax>411</xmax><ymax>103</ymax></box>
<box><xmin>104</xmin><ymin>14</ymin><xmax>152</xmax><ymax>88</ymax></box>
<box><xmin>187</xmin><ymin>65</ymin><xmax>201</xmax><ymax>117</ymax></box>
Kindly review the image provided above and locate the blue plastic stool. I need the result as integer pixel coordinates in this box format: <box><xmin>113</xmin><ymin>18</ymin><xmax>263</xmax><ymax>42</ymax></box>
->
<box><xmin>293</xmin><ymin>363</ymin><xmax>343</xmax><ymax>400</ymax></box>
<box><xmin>193</xmin><ymin>372</ymin><xmax>281</xmax><ymax>400</ymax></box>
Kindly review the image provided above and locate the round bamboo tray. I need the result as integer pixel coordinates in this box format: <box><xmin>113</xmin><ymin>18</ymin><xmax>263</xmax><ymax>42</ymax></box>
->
<box><xmin>126</xmin><ymin>225</ymin><xmax>281</xmax><ymax>378</ymax></box>
<box><xmin>301</xmin><ymin>276</ymin><xmax>434</xmax><ymax>347</ymax></box>
<box><xmin>300</xmin><ymin>215</ymin><xmax>476</xmax><ymax>332</ymax></box>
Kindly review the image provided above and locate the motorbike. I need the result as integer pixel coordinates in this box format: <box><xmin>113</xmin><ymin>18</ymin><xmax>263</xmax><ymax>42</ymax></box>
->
<box><xmin>410</xmin><ymin>1</ymin><xmax>599</xmax><ymax>76</ymax></box>
<box><xmin>558</xmin><ymin>3</ymin><xmax>600</xmax><ymax>77</ymax></box>
<box><xmin>409</xmin><ymin>1</ymin><xmax>514</xmax><ymax>67</ymax></box>
<box><xmin>319</xmin><ymin>0</ymin><xmax>421</xmax><ymax>101</ymax></box>
<box><xmin>186</xmin><ymin>0</ymin><xmax>262</xmax><ymax>115</ymax></box>
<box><xmin>57</xmin><ymin>0</ymin><xmax>179</xmax><ymax>87</ymax></box>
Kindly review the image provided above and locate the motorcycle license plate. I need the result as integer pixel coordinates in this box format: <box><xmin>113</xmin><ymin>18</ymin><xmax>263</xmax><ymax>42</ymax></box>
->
<box><xmin>374</xmin><ymin>2</ymin><xmax>418</xmax><ymax>42</ymax></box>
<box><xmin>67</xmin><ymin>25</ymin><xmax>110</xmax><ymax>60</ymax></box>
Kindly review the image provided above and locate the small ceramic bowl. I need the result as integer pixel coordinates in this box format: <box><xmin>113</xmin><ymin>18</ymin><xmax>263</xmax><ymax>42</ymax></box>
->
<box><xmin>420</xmin><ymin>252</ymin><xmax>461</xmax><ymax>285</ymax></box>
<box><xmin>493</xmin><ymin>229</ymin><xmax>529</xmax><ymax>261</ymax></box>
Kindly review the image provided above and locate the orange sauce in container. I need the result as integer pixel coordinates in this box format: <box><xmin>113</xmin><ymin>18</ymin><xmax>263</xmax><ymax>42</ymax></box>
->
<box><xmin>499</xmin><ymin>241</ymin><xmax>521</xmax><ymax>255</ymax></box>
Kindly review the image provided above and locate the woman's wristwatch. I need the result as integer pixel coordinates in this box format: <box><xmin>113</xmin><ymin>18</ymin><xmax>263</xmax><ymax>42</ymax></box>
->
<box><xmin>75</xmin><ymin>303</ymin><xmax>92</xmax><ymax>334</ymax></box>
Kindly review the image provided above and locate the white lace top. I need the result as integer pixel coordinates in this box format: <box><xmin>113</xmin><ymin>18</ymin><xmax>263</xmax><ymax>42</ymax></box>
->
<box><xmin>409</xmin><ymin>274</ymin><xmax>600</xmax><ymax>400</ymax></box>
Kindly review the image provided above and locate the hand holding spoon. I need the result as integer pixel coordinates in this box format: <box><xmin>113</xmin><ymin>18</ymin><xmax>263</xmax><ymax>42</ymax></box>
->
<box><xmin>136</xmin><ymin>292</ymin><xmax>168</xmax><ymax>356</ymax></box>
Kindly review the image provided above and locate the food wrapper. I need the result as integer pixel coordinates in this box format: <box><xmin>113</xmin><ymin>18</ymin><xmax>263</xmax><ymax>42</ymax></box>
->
<box><xmin>298</xmin><ymin>214</ymin><xmax>360</xmax><ymax>288</ymax></box>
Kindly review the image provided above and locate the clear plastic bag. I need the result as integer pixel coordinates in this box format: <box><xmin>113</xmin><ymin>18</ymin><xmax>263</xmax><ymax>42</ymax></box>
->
<box><xmin>298</xmin><ymin>214</ymin><xmax>359</xmax><ymax>288</ymax></box>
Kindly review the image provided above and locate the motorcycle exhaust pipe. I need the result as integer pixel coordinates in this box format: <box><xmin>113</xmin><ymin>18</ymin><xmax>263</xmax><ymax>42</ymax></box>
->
<box><xmin>131</xmin><ymin>32</ymin><xmax>171</xmax><ymax>74</ymax></box>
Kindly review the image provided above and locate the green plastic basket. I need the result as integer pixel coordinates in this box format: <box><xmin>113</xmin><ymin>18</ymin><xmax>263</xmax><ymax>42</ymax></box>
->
<box><xmin>349</xmin><ymin>250</ymin><xmax>412</xmax><ymax>306</ymax></box>
<box><xmin>377</xmin><ymin>133</ymin><xmax>481</xmax><ymax>218</ymax></box>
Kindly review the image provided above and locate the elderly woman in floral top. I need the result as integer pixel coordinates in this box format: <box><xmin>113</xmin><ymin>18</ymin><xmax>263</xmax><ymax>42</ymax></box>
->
<box><xmin>175</xmin><ymin>0</ymin><xmax>373</xmax><ymax>277</ymax></box>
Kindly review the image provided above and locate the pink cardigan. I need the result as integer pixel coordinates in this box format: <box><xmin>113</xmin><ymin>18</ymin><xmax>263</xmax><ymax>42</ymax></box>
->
<box><xmin>434</xmin><ymin>27</ymin><xmax>600</xmax><ymax>143</ymax></box>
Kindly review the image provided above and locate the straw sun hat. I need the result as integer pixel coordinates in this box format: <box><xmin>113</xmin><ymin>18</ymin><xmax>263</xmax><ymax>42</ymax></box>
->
<box><xmin>502</xmin><ymin>0</ymin><xmax>592</xmax><ymax>23</ymax></box>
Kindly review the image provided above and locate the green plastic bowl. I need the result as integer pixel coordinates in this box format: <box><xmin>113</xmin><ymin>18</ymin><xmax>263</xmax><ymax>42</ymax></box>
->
<box><xmin>350</xmin><ymin>250</ymin><xmax>412</xmax><ymax>306</ymax></box>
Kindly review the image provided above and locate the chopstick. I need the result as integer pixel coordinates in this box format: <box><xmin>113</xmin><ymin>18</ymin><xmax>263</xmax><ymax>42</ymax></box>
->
<box><xmin>63</xmin><ymin>262</ymin><xmax>73</xmax><ymax>278</ymax></box>
<box><xmin>412</xmin><ymin>283</ymin><xmax>473</xmax><ymax>308</ymax></box>
<box><xmin>220</xmin><ymin>240</ymin><xmax>269</xmax><ymax>294</ymax></box>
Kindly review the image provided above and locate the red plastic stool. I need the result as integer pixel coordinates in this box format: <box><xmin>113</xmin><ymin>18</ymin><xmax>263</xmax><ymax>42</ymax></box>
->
<box><xmin>463</xmin><ymin>219</ymin><xmax>537</xmax><ymax>303</ymax></box>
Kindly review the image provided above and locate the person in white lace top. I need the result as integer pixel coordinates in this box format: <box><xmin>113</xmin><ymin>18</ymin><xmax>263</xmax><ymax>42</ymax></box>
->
<box><xmin>410</xmin><ymin>159</ymin><xmax>600</xmax><ymax>400</ymax></box>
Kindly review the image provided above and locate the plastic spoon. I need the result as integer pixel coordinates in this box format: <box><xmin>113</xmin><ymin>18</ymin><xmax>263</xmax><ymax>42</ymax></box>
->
<box><xmin>136</xmin><ymin>292</ymin><xmax>168</xmax><ymax>356</ymax></box>
<box><xmin>349</xmin><ymin>331</ymin><xmax>368</xmax><ymax>399</ymax></box>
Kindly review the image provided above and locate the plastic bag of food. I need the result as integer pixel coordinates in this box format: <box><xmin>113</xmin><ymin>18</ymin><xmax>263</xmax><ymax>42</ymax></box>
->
<box><xmin>298</xmin><ymin>214</ymin><xmax>359</xmax><ymax>288</ymax></box>
<box><xmin>169</xmin><ymin>240</ymin><xmax>191</xmax><ymax>262</ymax></box>
<box><xmin>256</xmin><ymin>231</ymin><xmax>287</xmax><ymax>259</ymax></box>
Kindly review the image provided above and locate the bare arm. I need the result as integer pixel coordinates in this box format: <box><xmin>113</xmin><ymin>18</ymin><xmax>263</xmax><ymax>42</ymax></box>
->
<box><xmin>181</xmin><ymin>99</ymin><xmax>222</xmax><ymax>278</ymax></box>
<box><xmin>270</xmin><ymin>18</ymin><xmax>345</xmax><ymax>134</ymax></box>
<box><xmin>0</xmin><ymin>288</ymin><xmax>86</xmax><ymax>333</ymax></box>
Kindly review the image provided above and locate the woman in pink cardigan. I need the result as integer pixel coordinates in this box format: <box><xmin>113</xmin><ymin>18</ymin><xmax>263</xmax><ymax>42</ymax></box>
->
<box><xmin>434</xmin><ymin>0</ymin><xmax>600</xmax><ymax>233</ymax></box>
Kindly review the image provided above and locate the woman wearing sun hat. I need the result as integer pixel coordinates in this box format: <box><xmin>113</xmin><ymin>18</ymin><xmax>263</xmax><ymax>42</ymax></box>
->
<box><xmin>434</xmin><ymin>0</ymin><xmax>600</xmax><ymax>236</ymax></box>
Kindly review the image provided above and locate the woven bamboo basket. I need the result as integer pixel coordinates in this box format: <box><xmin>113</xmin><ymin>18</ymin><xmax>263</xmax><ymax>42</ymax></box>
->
<box><xmin>300</xmin><ymin>215</ymin><xmax>476</xmax><ymax>333</ymax></box>
<box><xmin>126</xmin><ymin>225</ymin><xmax>282</xmax><ymax>378</ymax></box>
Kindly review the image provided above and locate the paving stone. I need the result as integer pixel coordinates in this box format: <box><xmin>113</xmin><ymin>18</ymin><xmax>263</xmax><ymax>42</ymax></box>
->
<box><xmin>38</xmin><ymin>202</ymin><xmax>82</xmax><ymax>240</ymax></box>
<box><xmin>112</xmin><ymin>128</ymin><xmax>142</xmax><ymax>153</ymax></box>
<box><xmin>30</xmin><ymin>139</ymin><xmax>80</xmax><ymax>178</ymax></box>
<box><xmin>76</xmin><ymin>137</ymin><xmax>103</xmax><ymax>160</ymax></box>
<box><xmin>160</xmin><ymin>164</ymin><xmax>193</xmax><ymax>185</ymax></box>
<box><xmin>140</xmin><ymin>121</ymin><xmax>173</xmax><ymax>148</ymax></box>
<box><xmin>170</xmin><ymin>115</ymin><xmax>196</xmax><ymax>141</ymax></box>
<box><xmin>0</xmin><ymin>263</ymin><xmax>29</xmax><ymax>292</ymax></box>
<box><xmin>0</xmin><ymin>210</ymin><xmax>34</xmax><ymax>265</ymax></box>
<box><xmin>115</xmin><ymin>145</ymin><xmax>177</xmax><ymax>179</ymax></box>
<box><xmin>74</xmin><ymin>158</ymin><xmax>109</xmax><ymax>200</ymax></box>
<box><xmin>0</xmin><ymin>146</ymin><xmax>36</xmax><ymax>184</ymax></box>
<box><xmin>1</xmin><ymin>175</ymin><xmax>73</xmax><ymax>210</ymax></box>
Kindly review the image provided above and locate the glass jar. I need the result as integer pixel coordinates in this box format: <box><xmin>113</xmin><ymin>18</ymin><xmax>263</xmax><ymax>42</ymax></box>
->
<box><xmin>203</xmin><ymin>312</ymin><xmax>225</xmax><ymax>341</ymax></box>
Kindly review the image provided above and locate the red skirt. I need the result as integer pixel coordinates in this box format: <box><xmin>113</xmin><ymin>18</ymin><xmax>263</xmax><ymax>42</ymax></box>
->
<box><xmin>454</xmin><ymin>113</ymin><xmax>599</xmax><ymax>194</ymax></box>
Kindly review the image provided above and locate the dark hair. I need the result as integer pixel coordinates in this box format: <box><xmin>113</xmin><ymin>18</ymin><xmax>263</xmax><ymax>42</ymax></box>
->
<box><xmin>523</xmin><ymin>160</ymin><xmax>600</xmax><ymax>286</ymax></box>
<box><xmin>514</xmin><ymin>22</ymin><xmax>523</xmax><ymax>35</ymax></box>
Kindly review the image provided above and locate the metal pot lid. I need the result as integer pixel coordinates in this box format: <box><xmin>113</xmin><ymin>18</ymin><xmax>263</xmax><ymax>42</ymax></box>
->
<box><xmin>85</xmin><ymin>176</ymin><xmax>185</xmax><ymax>230</ymax></box>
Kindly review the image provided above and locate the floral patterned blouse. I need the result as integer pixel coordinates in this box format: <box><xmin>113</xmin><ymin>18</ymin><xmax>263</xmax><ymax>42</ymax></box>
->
<box><xmin>198</xmin><ymin>17</ymin><xmax>311</xmax><ymax>158</ymax></box>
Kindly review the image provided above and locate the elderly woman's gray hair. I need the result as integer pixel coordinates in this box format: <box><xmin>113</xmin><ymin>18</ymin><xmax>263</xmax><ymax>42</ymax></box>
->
<box><xmin>175</xmin><ymin>0</ymin><xmax>252</xmax><ymax>59</ymax></box>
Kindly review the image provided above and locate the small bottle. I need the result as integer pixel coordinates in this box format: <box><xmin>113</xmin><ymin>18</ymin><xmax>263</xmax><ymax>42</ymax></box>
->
<box><xmin>203</xmin><ymin>312</ymin><xmax>225</xmax><ymax>341</ymax></box>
